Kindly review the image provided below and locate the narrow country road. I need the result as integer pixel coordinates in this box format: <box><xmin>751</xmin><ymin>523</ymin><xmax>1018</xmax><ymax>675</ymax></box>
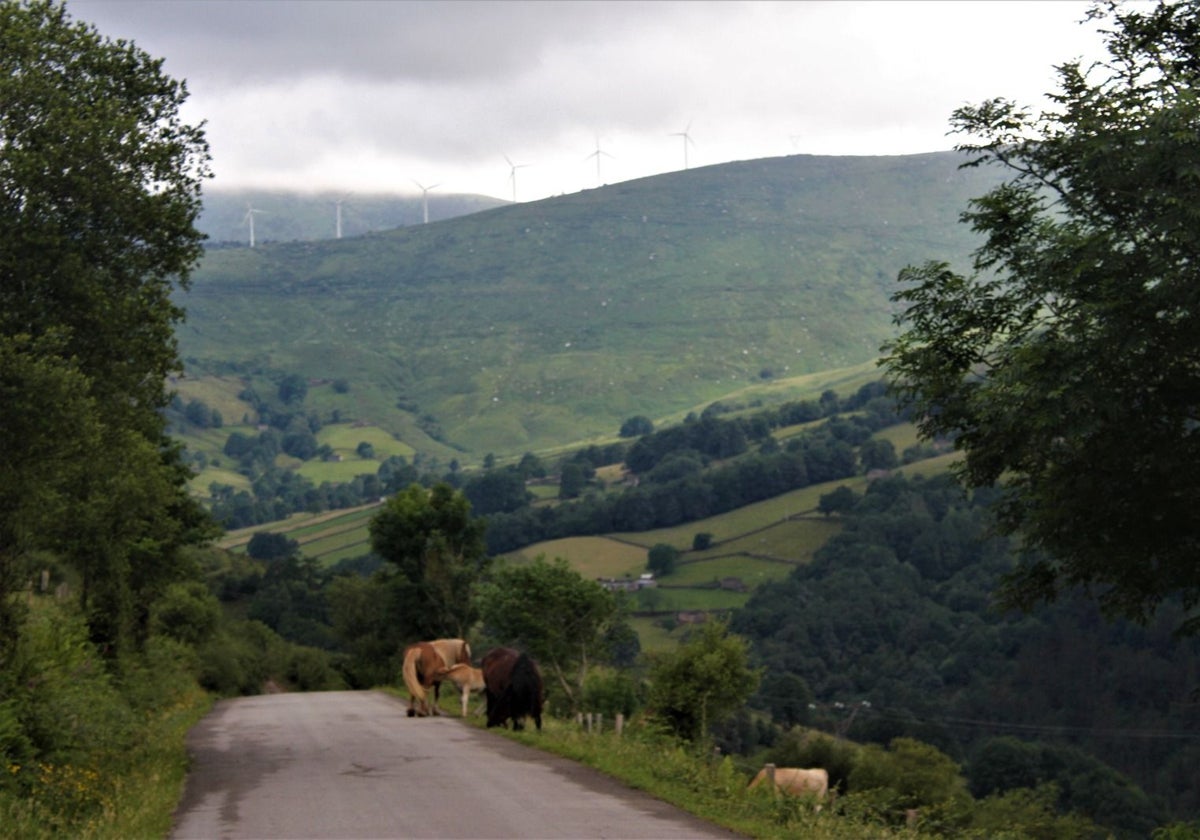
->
<box><xmin>170</xmin><ymin>690</ymin><xmax>742</xmax><ymax>839</ymax></box>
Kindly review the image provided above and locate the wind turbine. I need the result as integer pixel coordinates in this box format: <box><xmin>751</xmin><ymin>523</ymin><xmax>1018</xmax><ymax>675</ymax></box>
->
<box><xmin>243</xmin><ymin>203</ymin><xmax>266</xmax><ymax>248</ymax></box>
<box><xmin>670</xmin><ymin>122</ymin><xmax>695</xmax><ymax>170</ymax></box>
<box><xmin>412</xmin><ymin>180</ymin><xmax>439</xmax><ymax>224</ymax></box>
<box><xmin>333</xmin><ymin>193</ymin><xmax>351</xmax><ymax>239</ymax></box>
<box><xmin>586</xmin><ymin>136</ymin><xmax>614</xmax><ymax>185</ymax></box>
<box><xmin>505</xmin><ymin>155</ymin><xmax>529</xmax><ymax>203</ymax></box>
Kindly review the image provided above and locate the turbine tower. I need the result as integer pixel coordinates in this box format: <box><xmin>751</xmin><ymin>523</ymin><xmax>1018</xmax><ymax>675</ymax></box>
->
<box><xmin>586</xmin><ymin>136</ymin><xmax>614</xmax><ymax>185</ymax></box>
<box><xmin>505</xmin><ymin>155</ymin><xmax>529</xmax><ymax>203</ymax></box>
<box><xmin>334</xmin><ymin>194</ymin><xmax>351</xmax><ymax>239</ymax></box>
<box><xmin>413</xmin><ymin>180</ymin><xmax>439</xmax><ymax>224</ymax></box>
<box><xmin>243</xmin><ymin>203</ymin><xmax>265</xmax><ymax>248</ymax></box>
<box><xmin>670</xmin><ymin>122</ymin><xmax>695</xmax><ymax>170</ymax></box>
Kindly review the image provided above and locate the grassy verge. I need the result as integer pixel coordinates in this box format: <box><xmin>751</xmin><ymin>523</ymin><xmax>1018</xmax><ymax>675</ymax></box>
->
<box><xmin>482</xmin><ymin>716</ymin><xmax>910</xmax><ymax>839</ymax></box>
<box><xmin>1</xmin><ymin>683</ymin><xmax>213</xmax><ymax>839</ymax></box>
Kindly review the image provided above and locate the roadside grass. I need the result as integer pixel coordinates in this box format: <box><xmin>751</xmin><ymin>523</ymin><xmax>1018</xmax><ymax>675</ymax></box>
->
<box><xmin>476</xmin><ymin>716</ymin><xmax>910</xmax><ymax>839</ymax></box>
<box><xmin>0</xmin><ymin>603</ymin><xmax>214</xmax><ymax>840</ymax></box>
<box><xmin>89</xmin><ymin>686</ymin><xmax>213</xmax><ymax>840</ymax></box>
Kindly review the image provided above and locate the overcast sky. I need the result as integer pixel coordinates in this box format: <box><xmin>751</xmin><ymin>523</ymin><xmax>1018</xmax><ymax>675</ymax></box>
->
<box><xmin>67</xmin><ymin>0</ymin><xmax>1110</xmax><ymax>203</ymax></box>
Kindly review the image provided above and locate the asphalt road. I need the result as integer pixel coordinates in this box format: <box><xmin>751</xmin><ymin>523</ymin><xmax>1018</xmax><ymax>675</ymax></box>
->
<box><xmin>170</xmin><ymin>690</ymin><xmax>742</xmax><ymax>839</ymax></box>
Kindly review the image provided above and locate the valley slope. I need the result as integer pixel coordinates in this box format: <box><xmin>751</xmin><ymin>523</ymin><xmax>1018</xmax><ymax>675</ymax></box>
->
<box><xmin>179</xmin><ymin>151</ymin><xmax>1000</xmax><ymax>459</ymax></box>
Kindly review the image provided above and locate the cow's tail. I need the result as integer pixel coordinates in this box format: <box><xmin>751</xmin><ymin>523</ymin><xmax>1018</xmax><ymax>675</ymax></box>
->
<box><xmin>402</xmin><ymin>646</ymin><xmax>426</xmax><ymax>715</ymax></box>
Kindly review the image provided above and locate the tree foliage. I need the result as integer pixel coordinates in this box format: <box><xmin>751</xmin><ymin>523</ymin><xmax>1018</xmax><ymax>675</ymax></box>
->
<box><xmin>475</xmin><ymin>556</ymin><xmax>622</xmax><ymax>712</ymax></box>
<box><xmin>368</xmin><ymin>482</ymin><xmax>488</xmax><ymax>639</ymax></box>
<box><xmin>733</xmin><ymin>471</ymin><xmax>1195</xmax><ymax>831</ymax></box>
<box><xmin>646</xmin><ymin>619</ymin><xmax>760</xmax><ymax>742</ymax></box>
<box><xmin>0</xmin><ymin>0</ymin><xmax>215</xmax><ymax>655</ymax></box>
<box><xmin>880</xmin><ymin>0</ymin><xmax>1200</xmax><ymax>632</ymax></box>
<box><xmin>647</xmin><ymin>543</ymin><xmax>680</xmax><ymax>576</ymax></box>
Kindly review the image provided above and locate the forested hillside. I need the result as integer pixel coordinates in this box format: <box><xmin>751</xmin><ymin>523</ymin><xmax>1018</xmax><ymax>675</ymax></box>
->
<box><xmin>732</xmin><ymin>472</ymin><xmax>1200</xmax><ymax>834</ymax></box>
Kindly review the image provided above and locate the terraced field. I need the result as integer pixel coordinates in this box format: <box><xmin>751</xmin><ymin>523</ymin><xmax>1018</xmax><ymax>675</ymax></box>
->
<box><xmin>213</xmin><ymin>433</ymin><xmax>960</xmax><ymax>651</ymax></box>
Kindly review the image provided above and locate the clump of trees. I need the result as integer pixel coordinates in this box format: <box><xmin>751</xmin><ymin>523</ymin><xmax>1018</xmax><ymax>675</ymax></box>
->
<box><xmin>1</xmin><ymin>0</ymin><xmax>215</xmax><ymax>662</ymax></box>
<box><xmin>881</xmin><ymin>0</ymin><xmax>1200</xmax><ymax>635</ymax></box>
<box><xmin>733</xmin><ymin>470</ymin><xmax>1200</xmax><ymax>831</ymax></box>
<box><xmin>0</xmin><ymin>5</ymin><xmax>340</xmax><ymax>832</ymax></box>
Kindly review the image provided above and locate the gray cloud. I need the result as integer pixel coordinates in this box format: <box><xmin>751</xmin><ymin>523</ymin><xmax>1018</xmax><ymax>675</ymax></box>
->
<box><xmin>62</xmin><ymin>1</ymin><xmax>1105</xmax><ymax>200</ymax></box>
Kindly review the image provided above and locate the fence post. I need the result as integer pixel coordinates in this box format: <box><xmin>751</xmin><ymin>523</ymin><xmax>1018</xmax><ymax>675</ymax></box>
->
<box><xmin>615</xmin><ymin>713</ymin><xmax>624</xmax><ymax>737</ymax></box>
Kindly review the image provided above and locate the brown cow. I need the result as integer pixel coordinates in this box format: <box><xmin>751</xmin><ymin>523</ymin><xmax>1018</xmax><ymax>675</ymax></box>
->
<box><xmin>748</xmin><ymin>764</ymin><xmax>829</xmax><ymax>806</ymax></box>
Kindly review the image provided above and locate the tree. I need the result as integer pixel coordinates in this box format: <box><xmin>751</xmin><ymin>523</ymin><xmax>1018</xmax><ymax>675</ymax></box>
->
<box><xmin>1</xmin><ymin>1</ymin><xmax>209</xmax><ymax>429</ymax></box>
<box><xmin>558</xmin><ymin>462</ymin><xmax>587</xmax><ymax>499</ymax></box>
<box><xmin>818</xmin><ymin>485</ymin><xmax>859</xmax><ymax>517</ymax></box>
<box><xmin>647</xmin><ymin>543</ymin><xmax>680</xmax><ymax>577</ymax></box>
<box><xmin>246</xmin><ymin>532</ymin><xmax>300</xmax><ymax>561</ymax></box>
<box><xmin>849</xmin><ymin>737</ymin><xmax>971</xmax><ymax>814</ymax></box>
<box><xmin>368</xmin><ymin>482</ymin><xmax>488</xmax><ymax>639</ymax></box>
<box><xmin>277</xmin><ymin>373</ymin><xmax>308</xmax><ymax>405</ymax></box>
<box><xmin>475</xmin><ymin>556</ymin><xmax>622</xmax><ymax>712</ymax></box>
<box><xmin>0</xmin><ymin>334</ymin><xmax>101</xmax><ymax>656</ymax></box>
<box><xmin>462</xmin><ymin>467</ymin><xmax>530</xmax><ymax>516</ymax></box>
<box><xmin>619</xmin><ymin>415</ymin><xmax>654</xmax><ymax>438</ymax></box>
<box><xmin>646</xmin><ymin>619</ymin><xmax>761</xmax><ymax>742</ymax></box>
<box><xmin>880</xmin><ymin>1</ymin><xmax>1200</xmax><ymax>634</ymax></box>
<box><xmin>860</xmin><ymin>438</ymin><xmax>898</xmax><ymax>472</ymax></box>
<box><xmin>1</xmin><ymin>1</ymin><xmax>215</xmax><ymax>655</ymax></box>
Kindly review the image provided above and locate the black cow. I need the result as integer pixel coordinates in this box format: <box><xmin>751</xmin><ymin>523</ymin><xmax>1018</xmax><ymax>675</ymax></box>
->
<box><xmin>481</xmin><ymin>646</ymin><xmax>544</xmax><ymax>731</ymax></box>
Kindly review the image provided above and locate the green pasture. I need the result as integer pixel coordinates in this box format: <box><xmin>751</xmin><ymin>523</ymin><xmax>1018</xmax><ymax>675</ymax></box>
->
<box><xmin>636</xmin><ymin>587</ymin><xmax>749</xmax><ymax>612</ymax></box>
<box><xmin>874</xmin><ymin>422</ymin><xmax>922</xmax><ymax>453</ymax></box>
<box><xmin>223</xmin><ymin>503</ymin><xmax>382</xmax><ymax>567</ymax></box>
<box><xmin>218</xmin><ymin>503</ymin><xmax>380</xmax><ymax>551</ymax></box>
<box><xmin>628</xmin><ymin>616</ymin><xmax>680</xmax><ymax>654</ymax></box>
<box><xmin>712</xmin><ymin>516</ymin><xmax>842</xmax><ymax>563</ymax></box>
<box><xmin>171</xmin><ymin>375</ymin><xmax>255</xmax><ymax>425</ymax></box>
<box><xmin>301</xmin><ymin>529</ymin><xmax>373</xmax><ymax>564</ymax></box>
<box><xmin>296</xmin><ymin>458</ymin><xmax>383</xmax><ymax>485</ymax></box>
<box><xmin>188</xmin><ymin>465</ymin><xmax>251</xmax><ymax>495</ymax></box>
<box><xmin>527</xmin><ymin>483</ymin><xmax>559</xmax><ymax>501</ymax></box>
<box><xmin>316</xmin><ymin>423</ymin><xmax>414</xmax><ymax>459</ymax></box>
<box><xmin>505</xmin><ymin>536</ymin><xmax>649</xmax><ymax>580</ymax></box>
<box><xmin>669</xmin><ymin>554</ymin><xmax>797</xmax><ymax>588</ymax></box>
<box><xmin>901</xmin><ymin>450</ymin><xmax>962</xmax><ymax>477</ymax></box>
<box><xmin>284</xmin><ymin>505</ymin><xmax>379</xmax><ymax>542</ymax></box>
<box><xmin>616</xmin><ymin>476</ymin><xmax>869</xmax><ymax>549</ymax></box>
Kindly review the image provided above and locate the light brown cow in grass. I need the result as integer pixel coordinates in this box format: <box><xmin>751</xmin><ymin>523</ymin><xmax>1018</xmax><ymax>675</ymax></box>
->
<box><xmin>749</xmin><ymin>764</ymin><xmax>829</xmax><ymax>808</ymax></box>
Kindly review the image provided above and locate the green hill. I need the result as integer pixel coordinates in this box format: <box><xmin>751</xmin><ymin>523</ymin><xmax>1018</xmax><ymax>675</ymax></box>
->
<box><xmin>178</xmin><ymin>151</ymin><xmax>1000</xmax><ymax>460</ymax></box>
